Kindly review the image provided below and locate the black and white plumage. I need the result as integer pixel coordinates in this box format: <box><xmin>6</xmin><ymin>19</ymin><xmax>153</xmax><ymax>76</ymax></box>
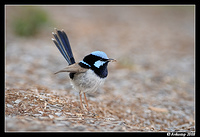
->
<box><xmin>52</xmin><ymin>28</ymin><xmax>115</xmax><ymax>111</ymax></box>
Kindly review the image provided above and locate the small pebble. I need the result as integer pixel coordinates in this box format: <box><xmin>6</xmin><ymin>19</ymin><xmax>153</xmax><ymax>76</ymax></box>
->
<box><xmin>55</xmin><ymin>112</ymin><xmax>62</xmax><ymax>117</ymax></box>
<box><xmin>7</xmin><ymin>104</ymin><xmax>13</xmax><ymax>108</ymax></box>
<box><xmin>49</xmin><ymin>115</ymin><xmax>54</xmax><ymax>119</ymax></box>
<box><xmin>14</xmin><ymin>99</ymin><xmax>21</xmax><ymax>104</ymax></box>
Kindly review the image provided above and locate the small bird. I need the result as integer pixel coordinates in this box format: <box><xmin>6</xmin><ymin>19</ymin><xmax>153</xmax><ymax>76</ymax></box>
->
<box><xmin>52</xmin><ymin>28</ymin><xmax>116</xmax><ymax>111</ymax></box>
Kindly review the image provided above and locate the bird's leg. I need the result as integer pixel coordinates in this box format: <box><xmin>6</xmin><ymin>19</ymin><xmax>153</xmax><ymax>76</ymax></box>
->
<box><xmin>79</xmin><ymin>91</ymin><xmax>84</xmax><ymax>110</ymax></box>
<box><xmin>84</xmin><ymin>93</ymin><xmax>89</xmax><ymax>111</ymax></box>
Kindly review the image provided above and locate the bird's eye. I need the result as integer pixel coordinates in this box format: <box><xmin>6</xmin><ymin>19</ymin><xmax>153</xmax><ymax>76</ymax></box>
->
<box><xmin>99</xmin><ymin>58</ymin><xmax>107</xmax><ymax>62</ymax></box>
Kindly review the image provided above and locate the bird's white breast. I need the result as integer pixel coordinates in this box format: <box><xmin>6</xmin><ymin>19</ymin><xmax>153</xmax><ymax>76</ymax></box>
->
<box><xmin>70</xmin><ymin>69</ymin><xmax>106</xmax><ymax>94</ymax></box>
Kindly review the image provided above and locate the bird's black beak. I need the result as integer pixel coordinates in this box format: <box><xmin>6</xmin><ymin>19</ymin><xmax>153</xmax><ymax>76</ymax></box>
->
<box><xmin>108</xmin><ymin>58</ymin><xmax>116</xmax><ymax>62</ymax></box>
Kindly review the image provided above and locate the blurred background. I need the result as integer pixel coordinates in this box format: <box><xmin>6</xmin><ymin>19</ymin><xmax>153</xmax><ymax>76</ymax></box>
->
<box><xmin>5</xmin><ymin>5</ymin><xmax>195</xmax><ymax>131</ymax></box>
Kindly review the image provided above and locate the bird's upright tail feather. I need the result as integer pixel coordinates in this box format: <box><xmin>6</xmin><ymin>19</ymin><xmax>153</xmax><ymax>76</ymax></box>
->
<box><xmin>52</xmin><ymin>28</ymin><xmax>75</xmax><ymax>65</ymax></box>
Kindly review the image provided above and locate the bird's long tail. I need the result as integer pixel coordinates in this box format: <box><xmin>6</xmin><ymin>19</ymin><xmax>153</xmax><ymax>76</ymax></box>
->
<box><xmin>52</xmin><ymin>28</ymin><xmax>75</xmax><ymax>65</ymax></box>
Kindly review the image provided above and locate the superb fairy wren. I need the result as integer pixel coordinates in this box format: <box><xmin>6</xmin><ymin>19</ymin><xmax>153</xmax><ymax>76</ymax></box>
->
<box><xmin>52</xmin><ymin>28</ymin><xmax>116</xmax><ymax>111</ymax></box>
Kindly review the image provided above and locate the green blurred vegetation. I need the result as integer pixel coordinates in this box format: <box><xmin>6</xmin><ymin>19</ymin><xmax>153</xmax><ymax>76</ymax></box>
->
<box><xmin>12</xmin><ymin>7</ymin><xmax>50</xmax><ymax>37</ymax></box>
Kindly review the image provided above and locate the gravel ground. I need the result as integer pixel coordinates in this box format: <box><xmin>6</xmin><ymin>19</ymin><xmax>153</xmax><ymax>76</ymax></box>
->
<box><xmin>5</xmin><ymin>5</ymin><xmax>195</xmax><ymax>132</ymax></box>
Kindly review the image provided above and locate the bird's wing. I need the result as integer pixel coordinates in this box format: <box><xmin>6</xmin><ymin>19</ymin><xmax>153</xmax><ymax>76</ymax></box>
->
<box><xmin>54</xmin><ymin>63</ymin><xmax>88</xmax><ymax>74</ymax></box>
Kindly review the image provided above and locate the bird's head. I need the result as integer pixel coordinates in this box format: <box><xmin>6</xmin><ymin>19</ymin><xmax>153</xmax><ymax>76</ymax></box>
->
<box><xmin>79</xmin><ymin>51</ymin><xmax>116</xmax><ymax>78</ymax></box>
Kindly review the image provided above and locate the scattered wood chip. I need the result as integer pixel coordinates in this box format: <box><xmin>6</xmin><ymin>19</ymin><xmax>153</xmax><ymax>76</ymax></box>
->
<box><xmin>149</xmin><ymin>106</ymin><xmax>168</xmax><ymax>113</ymax></box>
<box><xmin>76</xmin><ymin>113</ymin><xmax>84</xmax><ymax>117</ymax></box>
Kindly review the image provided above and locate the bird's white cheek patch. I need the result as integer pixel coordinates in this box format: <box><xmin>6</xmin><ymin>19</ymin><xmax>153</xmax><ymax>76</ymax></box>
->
<box><xmin>94</xmin><ymin>60</ymin><xmax>105</xmax><ymax>68</ymax></box>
